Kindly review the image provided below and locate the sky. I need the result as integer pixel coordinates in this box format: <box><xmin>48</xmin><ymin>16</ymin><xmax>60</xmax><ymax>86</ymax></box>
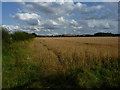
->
<box><xmin>1</xmin><ymin>1</ymin><xmax>119</xmax><ymax>35</ymax></box>
<box><xmin>0</xmin><ymin>1</ymin><xmax>2</xmax><ymax>25</ymax></box>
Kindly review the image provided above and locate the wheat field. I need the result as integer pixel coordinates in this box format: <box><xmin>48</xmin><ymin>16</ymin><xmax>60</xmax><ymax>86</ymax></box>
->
<box><xmin>22</xmin><ymin>37</ymin><xmax>119</xmax><ymax>88</ymax></box>
<box><xmin>29</xmin><ymin>37</ymin><xmax>118</xmax><ymax>70</ymax></box>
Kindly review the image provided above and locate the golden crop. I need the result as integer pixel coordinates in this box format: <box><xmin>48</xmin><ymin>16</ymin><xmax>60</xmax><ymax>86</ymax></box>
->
<box><xmin>29</xmin><ymin>37</ymin><xmax>119</xmax><ymax>73</ymax></box>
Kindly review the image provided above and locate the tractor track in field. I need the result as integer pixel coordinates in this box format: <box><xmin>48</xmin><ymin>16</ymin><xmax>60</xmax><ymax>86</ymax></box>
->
<box><xmin>40</xmin><ymin>41</ymin><xmax>63</xmax><ymax>65</ymax></box>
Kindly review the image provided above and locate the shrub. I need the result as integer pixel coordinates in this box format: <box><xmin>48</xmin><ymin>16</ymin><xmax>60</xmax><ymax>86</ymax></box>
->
<box><xmin>2</xmin><ymin>28</ymin><xmax>12</xmax><ymax>46</ymax></box>
<box><xmin>12</xmin><ymin>31</ymin><xmax>35</xmax><ymax>41</ymax></box>
<box><xmin>1</xmin><ymin>27</ymin><xmax>35</xmax><ymax>46</ymax></box>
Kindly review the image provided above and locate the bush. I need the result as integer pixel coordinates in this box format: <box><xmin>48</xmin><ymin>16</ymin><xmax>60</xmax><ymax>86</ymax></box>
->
<box><xmin>1</xmin><ymin>27</ymin><xmax>35</xmax><ymax>47</ymax></box>
<box><xmin>2</xmin><ymin>28</ymin><xmax>12</xmax><ymax>46</ymax></box>
<box><xmin>12</xmin><ymin>31</ymin><xmax>35</xmax><ymax>41</ymax></box>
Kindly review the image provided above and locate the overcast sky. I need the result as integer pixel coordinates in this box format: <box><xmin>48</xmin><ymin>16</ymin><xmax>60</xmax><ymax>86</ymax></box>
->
<box><xmin>2</xmin><ymin>1</ymin><xmax>119</xmax><ymax>35</ymax></box>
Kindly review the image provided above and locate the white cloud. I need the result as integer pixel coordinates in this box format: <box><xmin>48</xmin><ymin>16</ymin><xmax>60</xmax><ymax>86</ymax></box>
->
<box><xmin>74</xmin><ymin>3</ymin><xmax>104</xmax><ymax>14</ymax></box>
<box><xmin>87</xmin><ymin>20</ymin><xmax>110</xmax><ymax>28</ymax></box>
<box><xmin>72</xmin><ymin>26</ymin><xmax>83</xmax><ymax>29</ymax></box>
<box><xmin>2</xmin><ymin>25</ymin><xmax>42</xmax><ymax>33</ymax></box>
<box><xmin>95</xmin><ymin>5</ymin><xmax>103</xmax><ymax>9</ymax></box>
<box><xmin>2</xmin><ymin>25</ymin><xmax>21</xmax><ymax>31</ymax></box>
<box><xmin>75</xmin><ymin>2</ymin><xmax>85</xmax><ymax>8</ymax></box>
<box><xmin>12</xmin><ymin>13</ymin><xmax>40</xmax><ymax>21</ymax></box>
<box><xmin>58</xmin><ymin>17</ymin><xmax>65</xmax><ymax>22</ymax></box>
<box><xmin>43</xmin><ymin>19</ymin><xmax>59</xmax><ymax>25</ymax></box>
<box><xmin>52</xmin><ymin>32</ymin><xmax>59</xmax><ymax>35</ymax></box>
<box><xmin>70</xmin><ymin>19</ymin><xmax>78</xmax><ymax>25</ymax></box>
<box><xmin>12</xmin><ymin>13</ymin><xmax>41</xmax><ymax>25</ymax></box>
<box><xmin>49</xmin><ymin>20</ymin><xmax>59</xmax><ymax>25</ymax></box>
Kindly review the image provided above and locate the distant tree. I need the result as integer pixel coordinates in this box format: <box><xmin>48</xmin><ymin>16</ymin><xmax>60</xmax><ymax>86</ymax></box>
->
<box><xmin>94</xmin><ymin>32</ymin><xmax>113</xmax><ymax>36</ymax></box>
<box><xmin>31</xmin><ymin>33</ymin><xmax>37</xmax><ymax>37</ymax></box>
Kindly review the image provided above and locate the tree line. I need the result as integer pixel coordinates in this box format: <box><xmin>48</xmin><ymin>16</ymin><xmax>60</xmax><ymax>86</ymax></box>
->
<box><xmin>34</xmin><ymin>32</ymin><xmax>120</xmax><ymax>37</ymax></box>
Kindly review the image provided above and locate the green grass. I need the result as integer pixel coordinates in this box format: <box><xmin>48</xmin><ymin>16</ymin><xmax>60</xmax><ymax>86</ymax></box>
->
<box><xmin>2</xmin><ymin>41</ymin><xmax>38</xmax><ymax>88</ymax></box>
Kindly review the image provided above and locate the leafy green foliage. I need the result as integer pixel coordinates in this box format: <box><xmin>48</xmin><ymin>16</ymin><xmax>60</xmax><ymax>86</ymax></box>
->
<box><xmin>2</xmin><ymin>28</ymin><xmax>12</xmax><ymax>46</ymax></box>
<box><xmin>12</xmin><ymin>31</ymin><xmax>35</xmax><ymax>41</ymax></box>
<box><xmin>1</xmin><ymin>27</ymin><xmax>35</xmax><ymax>44</ymax></box>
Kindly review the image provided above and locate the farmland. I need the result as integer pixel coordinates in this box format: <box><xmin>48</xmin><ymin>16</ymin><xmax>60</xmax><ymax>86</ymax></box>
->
<box><xmin>3</xmin><ymin>37</ymin><xmax>120</xmax><ymax>88</ymax></box>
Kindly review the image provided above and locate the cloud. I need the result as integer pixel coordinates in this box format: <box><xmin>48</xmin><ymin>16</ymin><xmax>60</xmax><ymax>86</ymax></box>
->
<box><xmin>19</xmin><ymin>2</ymin><xmax>74</xmax><ymax>18</ymax></box>
<box><xmin>70</xmin><ymin>19</ymin><xmax>78</xmax><ymax>25</ymax></box>
<box><xmin>9</xmin><ymin>2</ymin><xmax>118</xmax><ymax>35</ymax></box>
<box><xmin>2</xmin><ymin>0</ymin><xmax>120</xmax><ymax>2</ymax></box>
<box><xmin>58</xmin><ymin>17</ymin><xmax>65</xmax><ymax>22</ymax></box>
<box><xmin>72</xmin><ymin>26</ymin><xmax>83</xmax><ymax>29</ymax></box>
<box><xmin>74</xmin><ymin>3</ymin><xmax>104</xmax><ymax>14</ymax></box>
<box><xmin>47</xmin><ymin>20</ymin><xmax>59</xmax><ymax>25</ymax></box>
<box><xmin>87</xmin><ymin>20</ymin><xmax>117</xmax><ymax>29</ymax></box>
<box><xmin>12</xmin><ymin>13</ymin><xmax>41</xmax><ymax>25</ymax></box>
<box><xmin>73</xmin><ymin>2</ymin><xmax>118</xmax><ymax>20</ymax></box>
<box><xmin>12</xmin><ymin>13</ymin><xmax>40</xmax><ymax>20</ymax></box>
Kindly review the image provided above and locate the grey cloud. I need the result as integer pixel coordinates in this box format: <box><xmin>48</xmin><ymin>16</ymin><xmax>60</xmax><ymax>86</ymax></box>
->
<box><xmin>26</xmin><ymin>19</ymin><xmax>40</xmax><ymax>25</ymax></box>
<box><xmin>20</xmin><ymin>2</ymin><xmax>74</xmax><ymax>19</ymax></box>
<box><xmin>73</xmin><ymin>2</ymin><xmax>117</xmax><ymax>20</ymax></box>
